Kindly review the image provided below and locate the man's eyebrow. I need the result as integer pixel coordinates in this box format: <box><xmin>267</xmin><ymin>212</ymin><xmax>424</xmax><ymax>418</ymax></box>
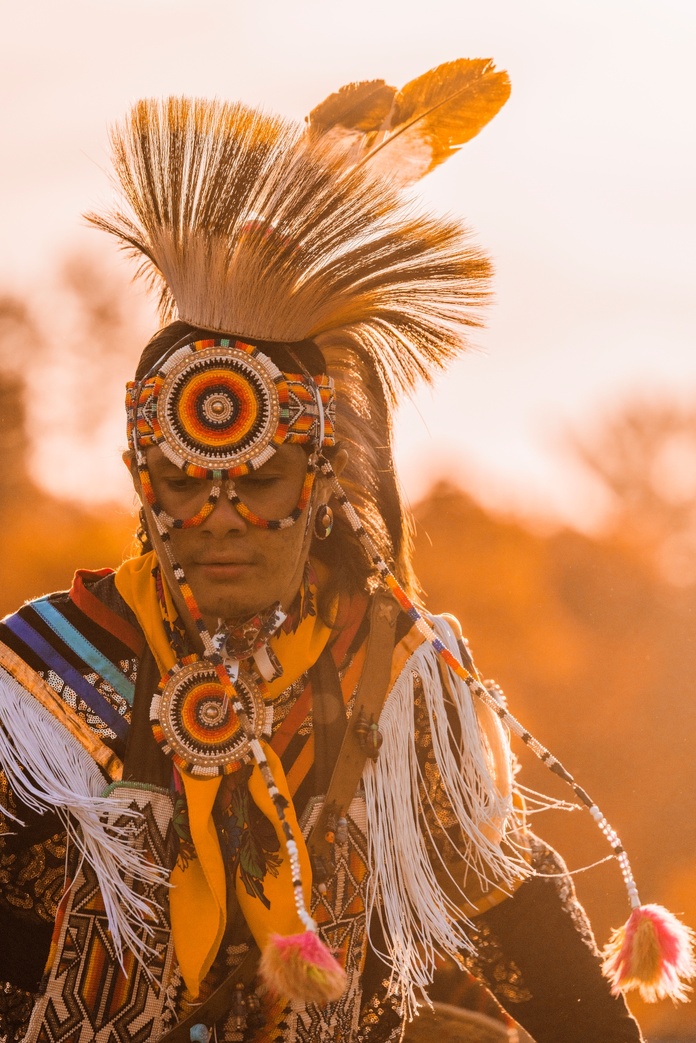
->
<box><xmin>243</xmin><ymin>465</ymin><xmax>285</xmax><ymax>475</ymax></box>
<box><xmin>154</xmin><ymin>465</ymin><xmax>195</xmax><ymax>478</ymax></box>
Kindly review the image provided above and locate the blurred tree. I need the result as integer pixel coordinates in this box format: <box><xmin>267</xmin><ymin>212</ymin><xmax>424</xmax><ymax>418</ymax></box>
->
<box><xmin>572</xmin><ymin>402</ymin><xmax>696</xmax><ymax>585</ymax></box>
<box><xmin>0</xmin><ymin>296</ymin><xmax>42</xmax><ymax>510</ymax></box>
<box><xmin>17</xmin><ymin>250</ymin><xmax>155</xmax><ymax>504</ymax></box>
<box><xmin>0</xmin><ymin>268</ymin><xmax>137</xmax><ymax>614</ymax></box>
<box><xmin>53</xmin><ymin>253</ymin><xmax>151</xmax><ymax>437</ymax></box>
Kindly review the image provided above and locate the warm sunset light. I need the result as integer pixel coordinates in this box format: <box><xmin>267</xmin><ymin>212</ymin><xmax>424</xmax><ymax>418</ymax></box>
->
<box><xmin>2</xmin><ymin>0</ymin><xmax>694</xmax><ymax>530</ymax></box>
<box><xmin>1</xmin><ymin>4</ymin><xmax>695</xmax><ymax>1041</ymax></box>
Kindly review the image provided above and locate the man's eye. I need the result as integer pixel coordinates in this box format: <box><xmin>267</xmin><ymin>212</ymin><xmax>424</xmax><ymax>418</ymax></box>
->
<box><xmin>165</xmin><ymin>478</ymin><xmax>199</xmax><ymax>493</ymax></box>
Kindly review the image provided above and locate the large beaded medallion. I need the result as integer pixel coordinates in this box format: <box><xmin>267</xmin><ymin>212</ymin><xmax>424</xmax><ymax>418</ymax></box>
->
<box><xmin>156</xmin><ymin>344</ymin><xmax>283</xmax><ymax>473</ymax></box>
<box><xmin>151</xmin><ymin>659</ymin><xmax>272</xmax><ymax>777</ymax></box>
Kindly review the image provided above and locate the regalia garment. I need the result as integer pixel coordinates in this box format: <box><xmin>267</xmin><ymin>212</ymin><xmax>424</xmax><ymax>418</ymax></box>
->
<box><xmin>0</xmin><ymin>568</ymin><xmax>644</xmax><ymax>1043</ymax></box>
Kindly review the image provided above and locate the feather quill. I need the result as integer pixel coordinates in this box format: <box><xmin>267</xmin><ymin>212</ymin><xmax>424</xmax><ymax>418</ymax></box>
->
<box><xmin>307</xmin><ymin>58</ymin><xmax>510</xmax><ymax>184</ymax></box>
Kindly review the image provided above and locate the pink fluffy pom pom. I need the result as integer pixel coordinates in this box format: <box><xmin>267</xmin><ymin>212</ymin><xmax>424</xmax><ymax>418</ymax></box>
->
<box><xmin>602</xmin><ymin>904</ymin><xmax>696</xmax><ymax>1003</ymax></box>
<box><xmin>259</xmin><ymin>931</ymin><xmax>347</xmax><ymax>1006</ymax></box>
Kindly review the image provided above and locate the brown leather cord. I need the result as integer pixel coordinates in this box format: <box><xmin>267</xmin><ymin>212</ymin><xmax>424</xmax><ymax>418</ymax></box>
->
<box><xmin>122</xmin><ymin>645</ymin><xmax>172</xmax><ymax>788</ymax></box>
<box><xmin>308</xmin><ymin>645</ymin><xmax>348</xmax><ymax>795</ymax></box>
<box><xmin>156</xmin><ymin>946</ymin><xmax>260</xmax><ymax>1043</ymax></box>
<box><xmin>138</xmin><ymin>496</ymin><xmax>206</xmax><ymax>656</ymax></box>
<box><xmin>308</xmin><ymin>591</ymin><xmax>399</xmax><ymax>866</ymax></box>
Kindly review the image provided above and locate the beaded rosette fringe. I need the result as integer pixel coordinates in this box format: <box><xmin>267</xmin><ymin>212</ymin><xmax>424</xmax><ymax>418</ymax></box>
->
<box><xmin>363</xmin><ymin>617</ymin><xmax>527</xmax><ymax>1019</ymax></box>
<box><xmin>130</xmin><ymin>338</ymin><xmax>332</xmax><ymax>535</ymax></box>
<box><xmin>126</xmin><ymin>339</ymin><xmax>336</xmax><ymax>477</ymax></box>
<box><xmin>151</xmin><ymin>656</ymin><xmax>273</xmax><ymax>778</ymax></box>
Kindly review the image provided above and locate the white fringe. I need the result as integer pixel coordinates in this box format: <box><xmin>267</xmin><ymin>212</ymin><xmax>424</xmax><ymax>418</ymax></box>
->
<box><xmin>363</xmin><ymin>616</ymin><xmax>530</xmax><ymax>1018</ymax></box>
<box><xmin>0</xmin><ymin>667</ymin><xmax>169</xmax><ymax>962</ymax></box>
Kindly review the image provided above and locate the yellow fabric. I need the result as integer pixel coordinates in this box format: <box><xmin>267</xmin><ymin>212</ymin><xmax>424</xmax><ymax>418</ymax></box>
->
<box><xmin>115</xmin><ymin>552</ymin><xmax>336</xmax><ymax>996</ymax></box>
<box><xmin>114</xmin><ymin>552</ymin><xmax>179</xmax><ymax>675</ymax></box>
<box><xmin>171</xmin><ymin>773</ymin><xmax>227</xmax><ymax>993</ymax></box>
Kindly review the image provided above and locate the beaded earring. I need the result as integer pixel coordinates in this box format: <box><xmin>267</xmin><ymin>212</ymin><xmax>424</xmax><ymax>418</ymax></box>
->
<box><xmin>313</xmin><ymin>504</ymin><xmax>333</xmax><ymax>540</ymax></box>
<box><xmin>135</xmin><ymin>508</ymin><xmax>152</xmax><ymax>553</ymax></box>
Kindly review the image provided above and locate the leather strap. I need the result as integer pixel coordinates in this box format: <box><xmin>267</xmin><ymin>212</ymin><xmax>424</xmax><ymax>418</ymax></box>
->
<box><xmin>123</xmin><ymin>645</ymin><xmax>173</xmax><ymax>788</ymax></box>
<box><xmin>309</xmin><ymin>646</ymin><xmax>349</xmax><ymax>795</ymax></box>
<box><xmin>308</xmin><ymin>590</ymin><xmax>399</xmax><ymax>863</ymax></box>
<box><xmin>157</xmin><ymin>946</ymin><xmax>259</xmax><ymax>1043</ymax></box>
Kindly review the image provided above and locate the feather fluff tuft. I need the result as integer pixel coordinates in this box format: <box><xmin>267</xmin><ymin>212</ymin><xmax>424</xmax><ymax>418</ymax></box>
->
<box><xmin>602</xmin><ymin>904</ymin><xmax>696</xmax><ymax>1003</ymax></box>
<box><xmin>259</xmin><ymin>931</ymin><xmax>347</xmax><ymax>1005</ymax></box>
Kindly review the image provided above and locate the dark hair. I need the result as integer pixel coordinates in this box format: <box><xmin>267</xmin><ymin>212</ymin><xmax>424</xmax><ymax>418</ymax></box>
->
<box><xmin>135</xmin><ymin>321</ymin><xmax>328</xmax><ymax>381</ymax></box>
<box><xmin>134</xmin><ymin>322</ymin><xmax>373</xmax><ymax>614</ymax></box>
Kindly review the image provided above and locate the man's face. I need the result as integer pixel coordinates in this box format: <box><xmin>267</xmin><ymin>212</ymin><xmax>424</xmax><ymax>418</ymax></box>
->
<box><xmin>142</xmin><ymin>445</ymin><xmax>318</xmax><ymax>630</ymax></box>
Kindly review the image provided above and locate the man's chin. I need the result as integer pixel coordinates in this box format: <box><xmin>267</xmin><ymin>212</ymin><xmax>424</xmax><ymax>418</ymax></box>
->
<box><xmin>200</xmin><ymin>596</ymin><xmax>271</xmax><ymax>631</ymax></box>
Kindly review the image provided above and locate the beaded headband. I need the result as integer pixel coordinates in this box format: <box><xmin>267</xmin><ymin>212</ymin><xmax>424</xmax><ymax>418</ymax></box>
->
<box><xmin>126</xmin><ymin>337</ymin><xmax>336</xmax><ymax>479</ymax></box>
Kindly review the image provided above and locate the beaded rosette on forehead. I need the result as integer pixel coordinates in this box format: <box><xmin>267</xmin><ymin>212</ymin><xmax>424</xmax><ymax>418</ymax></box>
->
<box><xmin>126</xmin><ymin>337</ymin><xmax>335</xmax><ymax>479</ymax></box>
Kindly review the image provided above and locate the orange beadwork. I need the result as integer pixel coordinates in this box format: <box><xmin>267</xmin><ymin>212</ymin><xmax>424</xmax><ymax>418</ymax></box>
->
<box><xmin>126</xmin><ymin>338</ymin><xmax>335</xmax><ymax>480</ymax></box>
<box><xmin>151</xmin><ymin>657</ymin><xmax>267</xmax><ymax>777</ymax></box>
<box><xmin>226</xmin><ymin>462</ymin><xmax>317</xmax><ymax>531</ymax></box>
<box><xmin>128</xmin><ymin>337</ymin><xmax>333</xmax><ymax>531</ymax></box>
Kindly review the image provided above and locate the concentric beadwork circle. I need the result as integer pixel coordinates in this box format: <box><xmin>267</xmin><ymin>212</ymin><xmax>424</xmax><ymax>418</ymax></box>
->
<box><xmin>154</xmin><ymin>660</ymin><xmax>265</xmax><ymax>775</ymax></box>
<box><xmin>157</xmin><ymin>346</ymin><xmax>280</xmax><ymax>471</ymax></box>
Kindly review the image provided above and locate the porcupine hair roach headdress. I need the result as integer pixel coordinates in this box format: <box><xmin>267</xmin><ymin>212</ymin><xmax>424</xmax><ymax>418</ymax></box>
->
<box><xmin>88</xmin><ymin>61</ymin><xmax>510</xmax><ymax>593</ymax></box>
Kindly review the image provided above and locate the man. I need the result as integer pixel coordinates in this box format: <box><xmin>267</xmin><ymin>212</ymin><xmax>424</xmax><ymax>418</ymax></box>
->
<box><xmin>0</xmin><ymin>61</ymin><xmax>685</xmax><ymax>1043</ymax></box>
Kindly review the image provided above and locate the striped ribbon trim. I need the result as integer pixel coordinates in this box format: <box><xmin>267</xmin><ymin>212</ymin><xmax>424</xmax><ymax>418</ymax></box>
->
<box><xmin>3</xmin><ymin>612</ymin><xmax>129</xmax><ymax>742</ymax></box>
<box><xmin>32</xmin><ymin>597</ymin><xmax>136</xmax><ymax>706</ymax></box>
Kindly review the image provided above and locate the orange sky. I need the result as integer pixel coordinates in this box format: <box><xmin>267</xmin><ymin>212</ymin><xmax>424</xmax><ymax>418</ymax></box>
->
<box><xmin>1</xmin><ymin>0</ymin><xmax>695</xmax><ymax>529</ymax></box>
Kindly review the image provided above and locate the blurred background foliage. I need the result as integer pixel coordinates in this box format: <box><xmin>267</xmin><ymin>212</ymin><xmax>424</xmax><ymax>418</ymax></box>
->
<box><xmin>0</xmin><ymin>258</ymin><xmax>694</xmax><ymax>1039</ymax></box>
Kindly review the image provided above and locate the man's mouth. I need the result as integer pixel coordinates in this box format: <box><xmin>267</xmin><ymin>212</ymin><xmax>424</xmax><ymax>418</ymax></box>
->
<box><xmin>196</xmin><ymin>558</ymin><xmax>255</xmax><ymax>565</ymax></box>
<box><xmin>195</xmin><ymin>559</ymin><xmax>256</xmax><ymax>576</ymax></box>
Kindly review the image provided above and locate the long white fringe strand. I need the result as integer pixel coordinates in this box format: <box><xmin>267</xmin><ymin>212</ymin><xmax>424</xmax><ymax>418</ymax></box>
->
<box><xmin>0</xmin><ymin>668</ymin><xmax>168</xmax><ymax>962</ymax></box>
<box><xmin>363</xmin><ymin>616</ymin><xmax>530</xmax><ymax>1018</ymax></box>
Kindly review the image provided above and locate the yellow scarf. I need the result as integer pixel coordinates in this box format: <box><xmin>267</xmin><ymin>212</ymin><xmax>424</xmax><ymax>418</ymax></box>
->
<box><xmin>115</xmin><ymin>552</ymin><xmax>335</xmax><ymax>996</ymax></box>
